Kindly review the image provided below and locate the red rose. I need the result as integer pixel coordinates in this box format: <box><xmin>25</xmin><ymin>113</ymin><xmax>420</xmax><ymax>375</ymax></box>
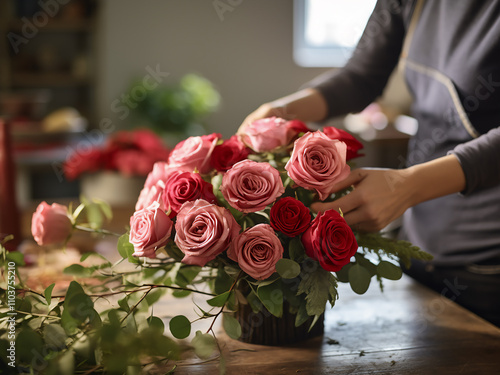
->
<box><xmin>322</xmin><ymin>126</ymin><xmax>364</xmax><ymax>161</ymax></box>
<box><xmin>270</xmin><ymin>197</ymin><xmax>311</xmax><ymax>237</ymax></box>
<box><xmin>301</xmin><ymin>209</ymin><xmax>357</xmax><ymax>272</ymax></box>
<box><xmin>162</xmin><ymin>171</ymin><xmax>216</xmax><ymax>217</ymax></box>
<box><xmin>286</xmin><ymin>119</ymin><xmax>311</xmax><ymax>135</ymax></box>
<box><xmin>211</xmin><ymin>135</ymin><xmax>249</xmax><ymax>172</ymax></box>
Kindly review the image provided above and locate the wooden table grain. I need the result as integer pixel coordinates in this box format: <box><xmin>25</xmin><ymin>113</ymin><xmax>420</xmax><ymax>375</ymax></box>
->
<box><xmin>163</xmin><ymin>275</ymin><xmax>500</xmax><ymax>375</ymax></box>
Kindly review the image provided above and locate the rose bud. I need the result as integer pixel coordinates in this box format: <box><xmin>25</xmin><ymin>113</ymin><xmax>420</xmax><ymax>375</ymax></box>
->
<box><xmin>31</xmin><ymin>202</ymin><xmax>73</xmax><ymax>246</ymax></box>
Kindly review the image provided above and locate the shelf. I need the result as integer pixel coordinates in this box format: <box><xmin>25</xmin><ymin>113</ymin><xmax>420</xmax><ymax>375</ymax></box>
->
<box><xmin>11</xmin><ymin>72</ymin><xmax>91</xmax><ymax>87</ymax></box>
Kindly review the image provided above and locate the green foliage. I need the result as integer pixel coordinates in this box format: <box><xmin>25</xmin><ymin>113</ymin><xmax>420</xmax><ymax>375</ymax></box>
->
<box><xmin>191</xmin><ymin>331</ymin><xmax>217</xmax><ymax>360</ymax></box>
<box><xmin>297</xmin><ymin>263</ymin><xmax>337</xmax><ymax>316</ymax></box>
<box><xmin>275</xmin><ymin>258</ymin><xmax>301</xmax><ymax>279</ymax></box>
<box><xmin>348</xmin><ymin>264</ymin><xmax>371</xmax><ymax>295</ymax></box>
<box><xmin>357</xmin><ymin>232</ymin><xmax>433</xmax><ymax>268</ymax></box>
<box><xmin>169</xmin><ymin>315</ymin><xmax>191</xmax><ymax>339</ymax></box>
<box><xmin>223</xmin><ymin>314</ymin><xmax>242</xmax><ymax>340</ymax></box>
<box><xmin>257</xmin><ymin>279</ymin><xmax>284</xmax><ymax>318</ymax></box>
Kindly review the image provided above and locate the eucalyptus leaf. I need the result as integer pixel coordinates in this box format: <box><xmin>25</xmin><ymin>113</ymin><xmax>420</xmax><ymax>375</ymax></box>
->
<box><xmin>191</xmin><ymin>331</ymin><xmax>216</xmax><ymax>359</ymax></box>
<box><xmin>335</xmin><ymin>263</ymin><xmax>352</xmax><ymax>283</ymax></box>
<box><xmin>275</xmin><ymin>258</ymin><xmax>301</xmax><ymax>279</ymax></box>
<box><xmin>169</xmin><ymin>315</ymin><xmax>191</xmax><ymax>339</ymax></box>
<box><xmin>288</xmin><ymin>237</ymin><xmax>306</xmax><ymax>263</ymax></box>
<box><xmin>377</xmin><ymin>260</ymin><xmax>403</xmax><ymax>280</ymax></box>
<box><xmin>223</xmin><ymin>314</ymin><xmax>242</xmax><ymax>340</ymax></box>
<box><xmin>348</xmin><ymin>264</ymin><xmax>372</xmax><ymax>295</ymax></box>
<box><xmin>257</xmin><ymin>280</ymin><xmax>283</xmax><ymax>318</ymax></box>
<box><xmin>147</xmin><ymin>316</ymin><xmax>165</xmax><ymax>334</ymax></box>
<box><xmin>207</xmin><ymin>291</ymin><xmax>231</xmax><ymax>307</ymax></box>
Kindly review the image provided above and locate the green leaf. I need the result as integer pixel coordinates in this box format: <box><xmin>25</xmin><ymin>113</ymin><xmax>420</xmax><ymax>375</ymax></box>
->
<box><xmin>348</xmin><ymin>264</ymin><xmax>372</xmax><ymax>294</ymax></box>
<box><xmin>214</xmin><ymin>268</ymin><xmax>234</xmax><ymax>295</ymax></box>
<box><xmin>16</xmin><ymin>327</ymin><xmax>43</xmax><ymax>363</ymax></box>
<box><xmin>172</xmin><ymin>289</ymin><xmax>191</xmax><ymax>298</ymax></box>
<box><xmin>295</xmin><ymin>299</ymin><xmax>310</xmax><ymax>327</ymax></box>
<box><xmin>164</xmin><ymin>241</ymin><xmax>184</xmax><ymax>261</ymax></box>
<box><xmin>335</xmin><ymin>263</ymin><xmax>352</xmax><ymax>283</ymax></box>
<box><xmin>288</xmin><ymin>236</ymin><xmax>306</xmax><ymax>263</ymax></box>
<box><xmin>93</xmin><ymin>198</ymin><xmax>113</xmax><ymax>221</ymax></box>
<box><xmin>275</xmin><ymin>258</ymin><xmax>301</xmax><ymax>279</ymax></box>
<box><xmin>175</xmin><ymin>266</ymin><xmax>201</xmax><ymax>287</ymax></box>
<box><xmin>377</xmin><ymin>260</ymin><xmax>403</xmax><ymax>280</ymax></box>
<box><xmin>297</xmin><ymin>265</ymin><xmax>337</xmax><ymax>316</ymax></box>
<box><xmin>145</xmin><ymin>289</ymin><xmax>165</xmax><ymax>306</ymax></box>
<box><xmin>191</xmin><ymin>331</ymin><xmax>216</xmax><ymax>359</ymax></box>
<box><xmin>44</xmin><ymin>324</ymin><xmax>68</xmax><ymax>350</ymax></box>
<box><xmin>223</xmin><ymin>314</ymin><xmax>242</xmax><ymax>340</ymax></box>
<box><xmin>207</xmin><ymin>291</ymin><xmax>231</xmax><ymax>307</ymax></box>
<box><xmin>85</xmin><ymin>202</ymin><xmax>104</xmax><ymax>229</ymax></box>
<box><xmin>44</xmin><ymin>283</ymin><xmax>55</xmax><ymax>305</ymax></box>
<box><xmin>257</xmin><ymin>280</ymin><xmax>283</xmax><ymax>318</ymax></box>
<box><xmin>169</xmin><ymin>315</ymin><xmax>191</xmax><ymax>339</ymax></box>
<box><xmin>118</xmin><ymin>296</ymin><xmax>130</xmax><ymax>312</ymax></box>
<box><xmin>246</xmin><ymin>290</ymin><xmax>263</xmax><ymax>313</ymax></box>
<box><xmin>6</xmin><ymin>251</ymin><xmax>25</xmax><ymax>266</ymax></box>
<box><xmin>117</xmin><ymin>233</ymin><xmax>136</xmax><ymax>262</ymax></box>
<box><xmin>147</xmin><ymin>316</ymin><xmax>165</xmax><ymax>334</ymax></box>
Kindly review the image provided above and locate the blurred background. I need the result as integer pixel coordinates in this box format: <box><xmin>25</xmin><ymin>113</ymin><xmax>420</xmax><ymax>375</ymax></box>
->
<box><xmin>0</xmin><ymin>0</ymin><xmax>415</xmax><ymax>248</ymax></box>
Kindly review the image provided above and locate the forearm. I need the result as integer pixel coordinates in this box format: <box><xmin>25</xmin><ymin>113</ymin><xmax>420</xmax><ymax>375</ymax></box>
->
<box><xmin>265</xmin><ymin>88</ymin><xmax>328</xmax><ymax>122</ymax></box>
<box><xmin>406</xmin><ymin>154</ymin><xmax>466</xmax><ymax>206</ymax></box>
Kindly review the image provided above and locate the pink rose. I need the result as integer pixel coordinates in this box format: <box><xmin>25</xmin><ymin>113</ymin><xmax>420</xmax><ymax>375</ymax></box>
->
<box><xmin>135</xmin><ymin>182</ymin><xmax>165</xmax><ymax>211</ymax></box>
<box><xmin>285</xmin><ymin>131</ymin><xmax>350</xmax><ymax>200</ymax></box>
<box><xmin>129</xmin><ymin>201</ymin><xmax>173</xmax><ymax>258</ymax></box>
<box><xmin>301</xmin><ymin>209</ymin><xmax>358</xmax><ymax>272</ymax></box>
<box><xmin>322</xmin><ymin>126</ymin><xmax>364</xmax><ymax>161</ymax></box>
<box><xmin>220</xmin><ymin>160</ymin><xmax>284</xmax><ymax>213</ymax></box>
<box><xmin>144</xmin><ymin>162</ymin><xmax>178</xmax><ymax>189</ymax></box>
<box><xmin>210</xmin><ymin>135</ymin><xmax>249</xmax><ymax>172</ymax></box>
<box><xmin>240</xmin><ymin>117</ymin><xmax>306</xmax><ymax>152</ymax></box>
<box><xmin>163</xmin><ymin>171</ymin><xmax>217</xmax><ymax>217</ymax></box>
<box><xmin>168</xmin><ymin>133</ymin><xmax>221</xmax><ymax>174</ymax></box>
<box><xmin>31</xmin><ymin>202</ymin><xmax>73</xmax><ymax>246</ymax></box>
<box><xmin>227</xmin><ymin>224</ymin><xmax>283</xmax><ymax>280</ymax></box>
<box><xmin>174</xmin><ymin>199</ymin><xmax>241</xmax><ymax>266</ymax></box>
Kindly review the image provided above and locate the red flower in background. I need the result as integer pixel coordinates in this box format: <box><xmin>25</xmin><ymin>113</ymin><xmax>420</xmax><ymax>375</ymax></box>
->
<box><xmin>63</xmin><ymin>129</ymin><xmax>170</xmax><ymax>180</ymax></box>
<box><xmin>322</xmin><ymin>126</ymin><xmax>364</xmax><ymax>161</ymax></box>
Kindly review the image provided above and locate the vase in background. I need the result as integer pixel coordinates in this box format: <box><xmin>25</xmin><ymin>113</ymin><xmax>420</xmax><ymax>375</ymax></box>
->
<box><xmin>80</xmin><ymin>172</ymin><xmax>144</xmax><ymax>207</ymax></box>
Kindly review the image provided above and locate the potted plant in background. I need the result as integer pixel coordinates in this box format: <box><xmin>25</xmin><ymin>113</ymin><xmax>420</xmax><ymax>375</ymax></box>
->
<box><xmin>124</xmin><ymin>73</ymin><xmax>221</xmax><ymax>147</ymax></box>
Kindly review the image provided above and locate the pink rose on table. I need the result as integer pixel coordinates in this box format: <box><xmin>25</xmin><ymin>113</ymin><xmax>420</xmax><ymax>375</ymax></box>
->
<box><xmin>31</xmin><ymin>202</ymin><xmax>73</xmax><ymax>246</ymax></box>
<box><xmin>163</xmin><ymin>171</ymin><xmax>216</xmax><ymax>217</ymax></box>
<box><xmin>322</xmin><ymin>126</ymin><xmax>364</xmax><ymax>161</ymax></box>
<box><xmin>175</xmin><ymin>199</ymin><xmax>241</xmax><ymax>266</ymax></box>
<box><xmin>220</xmin><ymin>160</ymin><xmax>284</xmax><ymax>213</ymax></box>
<box><xmin>129</xmin><ymin>201</ymin><xmax>172</xmax><ymax>258</ymax></box>
<box><xmin>168</xmin><ymin>133</ymin><xmax>221</xmax><ymax>174</ymax></box>
<box><xmin>270</xmin><ymin>197</ymin><xmax>311</xmax><ymax>237</ymax></box>
<box><xmin>227</xmin><ymin>224</ymin><xmax>283</xmax><ymax>280</ymax></box>
<box><xmin>301</xmin><ymin>209</ymin><xmax>358</xmax><ymax>272</ymax></box>
<box><xmin>240</xmin><ymin>117</ymin><xmax>308</xmax><ymax>152</ymax></box>
<box><xmin>285</xmin><ymin>131</ymin><xmax>350</xmax><ymax>200</ymax></box>
<box><xmin>210</xmin><ymin>135</ymin><xmax>249</xmax><ymax>172</ymax></box>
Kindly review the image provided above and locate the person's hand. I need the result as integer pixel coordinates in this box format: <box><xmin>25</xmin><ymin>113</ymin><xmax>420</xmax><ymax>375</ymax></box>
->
<box><xmin>311</xmin><ymin>168</ymin><xmax>413</xmax><ymax>232</ymax></box>
<box><xmin>237</xmin><ymin>88</ymin><xmax>328</xmax><ymax>134</ymax></box>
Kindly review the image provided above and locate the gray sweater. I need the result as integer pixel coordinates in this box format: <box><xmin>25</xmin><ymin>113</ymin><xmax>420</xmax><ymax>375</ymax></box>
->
<box><xmin>307</xmin><ymin>0</ymin><xmax>500</xmax><ymax>265</ymax></box>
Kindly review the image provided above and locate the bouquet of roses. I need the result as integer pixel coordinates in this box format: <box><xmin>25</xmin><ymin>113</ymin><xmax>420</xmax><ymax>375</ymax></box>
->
<box><xmin>126</xmin><ymin>116</ymin><xmax>430</xmax><ymax>332</ymax></box>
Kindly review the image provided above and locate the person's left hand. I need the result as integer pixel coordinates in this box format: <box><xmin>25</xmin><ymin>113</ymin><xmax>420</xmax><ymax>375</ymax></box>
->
<box><xmin>310</xmin><ymin>168</ymin><xmax>413</xmax><ymax>232</ymax></box>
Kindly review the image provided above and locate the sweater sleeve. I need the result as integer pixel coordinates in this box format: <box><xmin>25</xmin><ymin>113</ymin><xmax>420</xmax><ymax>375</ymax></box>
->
<box><xmin>449</xmin><ymin>126</ymin><xmax>500</xmax><ymax>194</ymax></box>
<box><xmin>304</xmin><ymin>0</ymin><xmax>408</xmax><ymax>119</ymax></box>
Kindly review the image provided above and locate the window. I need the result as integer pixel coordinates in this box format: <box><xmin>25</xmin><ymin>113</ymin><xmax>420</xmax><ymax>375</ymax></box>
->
<box><xmin>294</xmin><ymin>0</ymin><xmax>377</xmax><ymax>67</ymax></box>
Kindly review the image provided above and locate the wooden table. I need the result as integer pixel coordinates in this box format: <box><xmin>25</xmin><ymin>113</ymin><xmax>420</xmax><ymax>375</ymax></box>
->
<box><xmin>165</xmin><ymin>275</ymin><xmax>500</xmax><ymax>375</ymax></box>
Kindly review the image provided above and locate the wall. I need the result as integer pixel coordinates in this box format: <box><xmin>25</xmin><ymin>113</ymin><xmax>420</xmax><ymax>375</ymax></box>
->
<box><xmin>96</xmin><ymin>0</ymin><xmax>331</xmax><ymax>138</ymax></box>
